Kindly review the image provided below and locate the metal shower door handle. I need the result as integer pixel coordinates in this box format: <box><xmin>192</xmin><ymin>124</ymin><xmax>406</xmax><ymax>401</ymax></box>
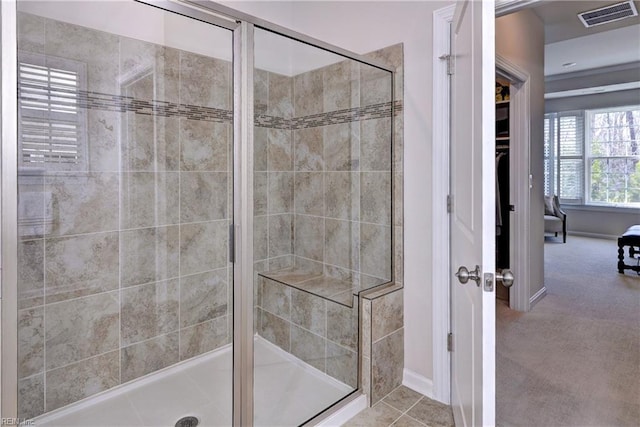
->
<box><xmin>455</xmin><ymin>265</ymin><xmax>481</xmax><ymax>286</ymax></box>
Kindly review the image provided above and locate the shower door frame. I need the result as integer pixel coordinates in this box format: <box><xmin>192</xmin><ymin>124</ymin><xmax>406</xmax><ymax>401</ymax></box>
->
<box><xmin>0</xmin><ymin>0</ymin><xmax>396</xmax><ymax>424</ymax></box>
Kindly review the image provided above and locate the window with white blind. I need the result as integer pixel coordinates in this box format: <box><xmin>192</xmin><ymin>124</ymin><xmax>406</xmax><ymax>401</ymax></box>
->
<box><xmin>586</xmin><ymin>106</ymin><xmax>640</xmax><ymax>207</ymax></box>
<box><xmin>18</xmin><ymin>52</ymin><xmax>87</xmax><ymax>169</ymax></box>
<box><xmin>544</xmin><ymin>106</ymin><xmax>640</xmax><ymax>208</ymax></box>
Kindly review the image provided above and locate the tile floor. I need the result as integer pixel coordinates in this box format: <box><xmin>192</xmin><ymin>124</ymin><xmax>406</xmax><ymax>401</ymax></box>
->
<box><xmin>344</xmin><ymin>386</ymin><xmax>454</xmax><ymax>427</ymax></box>
<box><xmin>35</xmin><ymin>337</ymin><xmax>352</xmax><ymax>427</ymax></box>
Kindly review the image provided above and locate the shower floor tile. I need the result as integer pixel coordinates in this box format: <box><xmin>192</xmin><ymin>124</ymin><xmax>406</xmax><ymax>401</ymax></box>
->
<box><xmin>35</xmin><ymin>336</ymin><xmax>353</xmax><ymax>427</ymax></box>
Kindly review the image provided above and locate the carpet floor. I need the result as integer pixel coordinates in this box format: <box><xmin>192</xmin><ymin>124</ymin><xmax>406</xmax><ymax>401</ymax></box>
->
<box><xmin>496</xmin><ymin>236</ymin><xmax>640</xmax><ymax>427</ymax></box>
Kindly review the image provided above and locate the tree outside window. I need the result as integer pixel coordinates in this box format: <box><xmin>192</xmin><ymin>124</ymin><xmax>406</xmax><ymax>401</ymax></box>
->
<box><xmin>544</xmin><ymin>105</ymin><xmax>640</xmax><ymax>208</ymax></box>
<box><xmin>587</xmin><ymin>107</ymin><xmax>640</xmax><ymax>207</ymax></box>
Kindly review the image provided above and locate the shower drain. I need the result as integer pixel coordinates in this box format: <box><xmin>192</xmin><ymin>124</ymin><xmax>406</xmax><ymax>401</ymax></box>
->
<box><xmin>175</xmin><ymin>416</ymin><xmax>199</xmax><ymax>427</ymax></box>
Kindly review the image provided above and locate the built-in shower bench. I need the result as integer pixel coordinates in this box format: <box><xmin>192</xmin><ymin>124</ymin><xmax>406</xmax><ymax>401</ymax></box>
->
<box><xmin>259</xmin><ymin>268</ymin><xmax>388</xmax><ymax>308</ymax></box>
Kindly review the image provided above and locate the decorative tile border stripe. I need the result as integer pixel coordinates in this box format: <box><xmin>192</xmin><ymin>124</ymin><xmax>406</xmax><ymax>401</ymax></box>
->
<box><xmin>256</xmin><ymin>100</ymin><xmax>403</xmax><ymax>130</ymax></box>
<box><xmin>18</xmin><ymin>87</ymin><xmax>233</xmax><ymax>123</ymax></box>
<box><xmin>255</xmin><ymin>113</ymin><xmax>290</xmax><ymax>130</ymax></box>
<box><xmin>76</xmin><ymin>90</ymin><xmax>233</xmax><ymax>122</ymax></box>
<box><xmin>20</xmin><ymin>87</ymin><xmax>402</xmax><ymax>129</ymax></box>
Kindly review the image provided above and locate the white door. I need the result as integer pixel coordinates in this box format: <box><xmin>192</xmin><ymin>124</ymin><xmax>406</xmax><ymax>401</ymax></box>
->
<box><xmin>449</xmin><ymin>0</ymin><xmax>496</xmax><ymax>426</ymax></box>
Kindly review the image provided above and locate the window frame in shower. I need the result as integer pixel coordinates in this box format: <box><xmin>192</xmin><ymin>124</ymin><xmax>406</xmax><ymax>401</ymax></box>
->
<box><xmin>0</xmin><ymin>0</ymin><xmax>396</xmax><ymax>424</ymax></box>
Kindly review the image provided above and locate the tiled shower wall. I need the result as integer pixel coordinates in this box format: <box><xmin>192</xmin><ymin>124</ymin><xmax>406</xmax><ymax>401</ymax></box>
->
<box><xmin>361</xmin><ymin>44</ymin><xmax>405</xmax><ymax>407</ymax></box>
<box><xmin>253</xmin><ymin>46</ymin><xmax>401</xmax><ymax>392</ymax></box>
<box><xmin>253</xmin><ymin>59</ymin><xmax>393</xmax><ymax>285</ymax></box>
<box><xmin>17</xmin><ymin>13</ymin><xmax>232</xmax><ymax>418</ymax></box>
<box><xmin>16</xmin><ymin>11</ymin><xmax>404</xmax><ymax>421</ymax></box>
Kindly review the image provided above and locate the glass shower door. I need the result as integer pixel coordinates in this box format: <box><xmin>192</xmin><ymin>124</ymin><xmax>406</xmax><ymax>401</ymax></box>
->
<box><xmin>15</xmin><ymin>2</ymin><xmax>235</xmax><ymax>424</ymax></box>
<box><xmin>252</xmin><ymin>27</ymin><xmax>393</xmax><ymax>425</ymax></box>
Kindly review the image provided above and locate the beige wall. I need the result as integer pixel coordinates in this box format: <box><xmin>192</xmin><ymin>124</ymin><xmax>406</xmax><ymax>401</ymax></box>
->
<box><xmin>496</xmin><ymin>10</ymin><xmax>546</xmax><ymax>300</ymax></box>
<box><xmin>545</xmin><ymin>88</ymin><xmax>640</xmax><ymax>113</ymax></box>
<box><xmin>562</xmin><ymin>207</ymin><xmax>639</xmax><ymax>238</ymax></box>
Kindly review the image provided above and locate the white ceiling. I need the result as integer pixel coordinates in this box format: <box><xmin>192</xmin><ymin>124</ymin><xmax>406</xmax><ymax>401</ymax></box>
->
<box><xmin>544</xmin><ymin>24</ymin><xmax>640</xmax><ymax>75</ymax></box>
<box><xmin>531</xmin><ymin>0</ymin><xmax>640</xmax><ymax>77</ymax></box>
<box><xmin>532</xmin><ymin>0</ymin><xmax>640</xmax><ymax>43</ymax></box>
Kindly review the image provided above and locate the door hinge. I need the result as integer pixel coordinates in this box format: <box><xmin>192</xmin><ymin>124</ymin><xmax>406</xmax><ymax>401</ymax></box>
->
<box><xmin>447</xmin><ymin>333</ymin><xmax>453</xmax><ymax>352</ymax></box>
<box><xmin>447</xmin><ymin>194</ymin><xmax>453</xmax><ymax>213</ymax></box>
<box><xmin>229</xmin><ymin>224</ymin><xmax>235</xmax><ymax>263</ymax></box>
<box><xmin>439</xmin><ymin>54</ymin><xmax>454</xmax><ymax>75</ymax></box>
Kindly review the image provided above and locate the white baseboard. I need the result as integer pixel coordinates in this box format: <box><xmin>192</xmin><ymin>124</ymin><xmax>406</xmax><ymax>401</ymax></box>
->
<box><xmin>314</xmin><ymin>394</ymin><xmax>367</xmax><ymax>427</ymax></box>
<box><xmin>402</xmin><ymin>369</ymin><xmax>434</xmax><ymax>399</ymax></box>
<box><xmin>530</xmin><ymin>286</ymin><xmax>547</xmax><ymax>308</ymax></box>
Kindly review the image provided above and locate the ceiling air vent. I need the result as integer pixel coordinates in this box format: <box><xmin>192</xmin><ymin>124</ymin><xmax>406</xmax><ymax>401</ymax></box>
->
<box><xmin>578</xmin><ymin>0</ymin><xmax>638</xmax><ymax>27</ymax></box>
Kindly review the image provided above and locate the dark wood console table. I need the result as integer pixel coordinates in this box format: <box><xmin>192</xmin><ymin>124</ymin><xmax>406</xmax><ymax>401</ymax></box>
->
<box><xmin>618</xmin><ymin>225</ymin><xmax>640</xmax><ymax>274</ymax></box>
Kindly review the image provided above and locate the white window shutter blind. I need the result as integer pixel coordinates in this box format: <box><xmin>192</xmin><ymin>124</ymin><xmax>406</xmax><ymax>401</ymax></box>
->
<box><xmin>18</xmin><ymin>53</ymin><xmax>87</xmax><ymax>168</ymax></box>
<box><xmin>543</xmin><ymin>115</ymin><xmax>555</xmax><ymax>196</ymax></box>
<box><xmin>557</xmin><ymin>111</ymin><xmax>585</xmax><ymax>204</ymax></box>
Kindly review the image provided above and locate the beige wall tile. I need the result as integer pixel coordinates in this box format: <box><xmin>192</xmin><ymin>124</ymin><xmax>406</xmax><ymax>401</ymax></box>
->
<box><xmin>360</xmin><ymin>224</ymin><xmax>392</xmax><ymax>281</ymax></box>
<box><xmin>45</xmin><ymin>232</ymin><xmax>119</xmax><ymax>303</ymax></box>
<box><xmin>324</xmin><ymin>123</ymin><xmax>360</xmax><ymax>172</ymax></box>
<box><xmin>18</xmin><ymin>374</ymin><xmax>44</xmax><ymax>420</ymax></box>
<box><xmin>47</xmin><ymin>173</ymin><xmax>119</xmax><ymax>236</ymax></box>
<box><xmin>291</xmin><ymin>289</ymin><xmax>326</xmax><ymax>337</ymax></box>
<box><xmin>268</xmin><ymin>172</ymin><xmax>294</xmax><ymax>214</ymax></box>
<box><xmin>120</xmin><ymin>172</ymin><xmax>179</xmax><ymax>229</ymax></box>
<box><xmin>294</xmin><ymin>172</ymin><xmax>324</xmax><ymax>216</ymax></box>
<box><xmin>294</xmin><ymin>127</ymin><xmax>324</xmax><ymax>171</ymax></box>
<box><xmin>45</xmin><ymin>292</ymin><xmax>119</xmax><ymax>370</ymax></box>
<box><xmin>259</xmin><ymin>309</ymin><xmax>290</xmax><ymax>353</ymax></box>
<box><xmin>180</xmin><ymin>270</ymin><xmax>228</xmax><ymax>328</ymax></box>
<box><xmin>371</xmin><ymin>328</ymin><xmax>403</xmax><ymax>405</ymax></box>
<box><xmin>45</xmin><ymin>351</ymin><xmax>119</xmax><ymax>412</ymax></box>
<box><xmin>18</xmin><ymin>239</ymin><xmax>44</xmax><ymax>309</ymax></box>
<box><xmin>180</xmin><ymin>51</ymin><xmax>231</xmax><ymax>110</ymax></box>
<box><xmin>121</xmin><ymin>333</ymin><xmax>179</xmax><ymax>383</ymax></box>
<box><xmin>361</xmin><ymin>172</ymin><xmax>391</xmax><ymax>225</ymax></box>
<box><xmin>179</xmin><ymin>315</ymin><xmax>229</xmax><ymax>360</ymax></box>
<box><xmin>327</xmin><ymin>300</ymin><xmax>358</xmax><ymax>351</ymax></box>
<box><xmin>361</xmin><ymin>117</ymin><xmax>392</xmax><ymax>172</ymax></box>
<box><xmin>294</xmin><ymin>69</ymin><xmax>323</xmax><ymax>117</ymax></box>
<box><xmin>372</xmin><ymin>290</ymin><xmax>404</xmax><ymax>342</ymax></box>
<box><xmin>268</xmin><ymin>128</ymin><xmax>293</xmax><ymax>171</ymax></box>
<box><xmin>291</xmin><ymin>325</ymin><xmax>326</xmax><ymax>372</ymax></box>
<box><xmin>18</xmin><ymin>307</ymin><xmax>44</xmax><ymax>379</ymax></box>
<box><xmin>180</xmin><ymin>119</ymin><xmax>230</xmax><ymax>172</ymax></box>
<box><xmin>294</xmin><ymin>214</ymin><xmax>324</xmax><ymax>262</ymax></box>
<box><xmin>260</xmin><ymin>277</ymin><xmax>291</xmax><ymax>320</ymax></box>
<box><xmin>121</xmin><ymin>279</ymin><xmax>179</xmax><ymax>345</ymax></box>
<box><xmin>179</xmin><ymin>221</ymin><xmax>229</xmax><ymax>276</ymax></box>
<box><xmin>268</xmin><ymin>73</ymin><xmax>293</xmax><ymax>119</ymax></box>
<box><xmin>268</xmin><ymin>214</ymin><xmax>293</xmax><ymax>258</ymax></box>
<box><xmin>326</xmin><ymin>342</ymin><xmax>358</xmax><ymax>388</ymax></box>
<box><xmin>120</xmin><ymin>226</ymin><xmax>179</xmax><ymax>288</ymax></box>
<box><xmin>325</xmin><ymin>172</ymin><xmax>359</xmax><ymax>221</ymax></box>
<box><xmin>180</xmin><ymin>172</ymin><xmax>229</xmax><ymax>222</ymax></box>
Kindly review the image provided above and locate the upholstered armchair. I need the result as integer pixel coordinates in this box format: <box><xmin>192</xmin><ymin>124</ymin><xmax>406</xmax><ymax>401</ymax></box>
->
<box><xmin>544</xmin><ymin>195</ymin><xmax>567</xmax><ymax>243</ymax></box>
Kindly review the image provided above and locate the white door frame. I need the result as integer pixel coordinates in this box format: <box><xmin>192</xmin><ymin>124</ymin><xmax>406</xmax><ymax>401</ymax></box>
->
<box><xmin>496</xmin><ymin>58</ymin><xmax>532</xmax><ymax>313</ymax></box>
<box><xmin>431</xmin><ymin>4</ymin><xmax>532</xmax><ymax>405</ymax></box>
<box><xmin>431</xmin><ymin>4</ymin><xmax>455</xmax><ymax>405</ymax></box>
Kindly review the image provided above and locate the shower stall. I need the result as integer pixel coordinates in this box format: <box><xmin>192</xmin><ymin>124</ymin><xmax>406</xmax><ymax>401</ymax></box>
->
<box><xmin>2</xmin><ymin>1</ymin><xmax>395</xmax><ymax>425</ymax></box>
